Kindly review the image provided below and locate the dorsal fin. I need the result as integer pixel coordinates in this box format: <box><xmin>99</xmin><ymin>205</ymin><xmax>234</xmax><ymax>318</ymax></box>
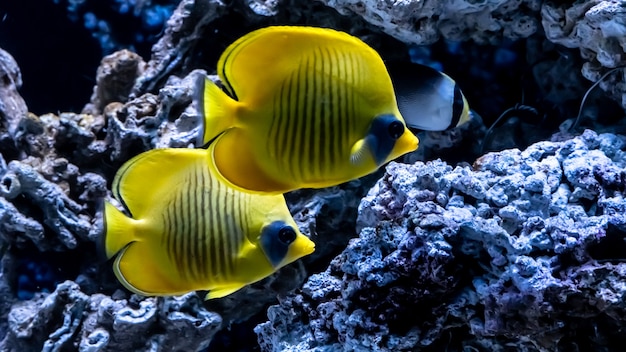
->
<box><xmin>217</xmin><ymin>26</ymin><xmax>379</xmax><ymax>105</ymax></box>
<box><xmin>112</xmin><ymin>148</ymin><xmax>208</xmax><ymax>218</ymax></box>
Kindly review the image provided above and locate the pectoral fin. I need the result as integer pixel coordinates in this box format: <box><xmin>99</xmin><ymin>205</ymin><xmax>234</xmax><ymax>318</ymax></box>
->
<box><xmin>349</xmin><ymin>137</ymin><xmax>373</xmax><ymax>166</ymax></box>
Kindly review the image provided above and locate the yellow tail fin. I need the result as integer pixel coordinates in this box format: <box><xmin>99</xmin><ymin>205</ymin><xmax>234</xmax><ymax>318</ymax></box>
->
<box><xmin>195</xmin><ymin>75</ymin><xmax>238</xmax><ymax>147</ymax></box>
<box><xmin>103</xmin><ymin>201</ymin><xmax>137</xmax><ymax>259</ymax></box>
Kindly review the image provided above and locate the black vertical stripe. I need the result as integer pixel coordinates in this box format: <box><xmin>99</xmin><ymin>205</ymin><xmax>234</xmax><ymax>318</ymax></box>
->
<box><xmin>289</xmin><ymin>66</ymin><xmax>302</xmax><ymax>181</ymax></box>
<box><xmin>208</xmin><ymin>172</ymin><xmax>218</xmax><ymax>279</ymax></box>
<box><xmin>235</xmin><ymin>193</ymin><xmax>247</xmax><ymax>258</ymax></box>
<box><xmin>236</xmin><ymin>195</ymin><xmax>245</xmax><ymax>256</ymax></box>
<box><xmin>340</xmin><ymin>49</ymin><xmax>351</xmax><ymax>154</ymax></box>
<box><xmin>167</xmin><ymin>204</ymin><xmax>178</xmax><ymax>263</ymax></box>
<box><xmin>225</xmin><ymin>191</ymin><xmax>237</xmax><ymax>277</ymax></box>
<box><xmin>229</xmin><ymin>186</ymin><xmax>239</xmax><ymax>275</ymax></box>
<box><xmin>169</xmin><ymin>202</ymin><xmax>177</xmax><ymax>268</ymax></box>
<box><xmin>322</xmin><ymin>47</ymin><xmax>334</xmax><ymax>173</ymax></box>
<box><xmin>186</xmin><ymin>175</ymin><xmax>197</xmax><ymax>278</ymax></box>
<box><xmin>324</xmin><ymin>48</ymin><xmax>338</xmax><ymax>171</ymax></box>
<box><xmin>184</xmin><ymin>174</ymin><xmax>193</xmax><ymax>279</ymax></box>
<box><xmin>198</xmin><ymin>167</ymin><xmax>207</xmax><ymax>279</ymax></box>
<box><xmin>183</xmin><ymin>182</ymin><xmax>193</xmax><ymax>279</ymax></box>
<box><xmin>330</xmin><ymin>45</ymin><xmax>344</xmax><ymax>164</ymax></box>
<box><xmin>161</xmin><ymin>200</ymin><xmax>168</xmax><ymax>249</ymax></box>
<box><xmin>163</xmin><ymin>202</ymin><xmax>171</xmax><ymax>258</ymax></box>
<box><xmin>222</xmin><ymin>186</ymin><xmax>234</xmax><ymax>277</ymax></box>
<box><xmin>345</xmin><ymin>51</ymin><xmax>352</xmax><ymax>144</ymax></box>
<box><xmin>217</xmin><ymin>178</ymin><xmax>229</xmax><ymax>282</ymax></box>
<box><xmin>212</xmin><ymin>177</ymin><xmax>223</xmax><ymax>281</ymax></box>
<box><xmin>183</xmin><ymin>174</ymin><xmax>192</xmax><ymax>279</ymax></box>
<box><xmin>450</xmin><ymin>85</ymin><xmax>464</xmax><ymax>129</ymax></box>
<box><xmin>171</xmin><ymin>189</ymin><xmax>180</xmax><ymax>274</ymax></box>
<box><xmin>275</xmin><ymin>81</ymin><xmax>287</xmax><ymax>164</ymax></box>
<box><xmin>175</xmin><ymin>188</ymin><xmax>185</xmax><ymax>277</ymax></box>
<box><xmin>281</xmin><ymin>76</ymin><xmax>294</xmax><ymax>178</ymax></box>
<box><xmin>335</xmin><ymin>47</ymin><xmax>349</xmax><ymax>164</ymax></box>
<box><xmin>231</xmin><ymin>202</ymin><xmax>240</xmax><ymax>274</ymax></box>
<box><xmin>284</xmin><ymin>73</ymin><xmax>295</xmax><ymax>176</ymax></box>
<box><xmin>267</xmin><ymin>89</ymin><xmax>280</xmax><ymax>157</ymax></box>
<box><xmin>309</xmin><ymin>48</ymin><xmax>326</xmax><ymax>180</ymax></box>
<box><xmin>215</xmin><ymin>183</ymin><xmax>225</xmax><ymax>282</ymax></box>
<box><xmin>190</xmin><ymin>169</ymin><xmax>200</xmax><ymax>279</ymax></box>
<box><xmin>243</xmin><ymin>194</ymin><xmax>251</xmax><ymax>240</ymax></box>
<box><xmin>161</xmin><ymin>206</ymin><xmax>168</xmax><ymax>248</ymax></box>
<box><xmin>336</xmin><ymin>48</ymin><xmax>347</xmax><ymax>160</ymax></box>
<box><xmin>349</xmin><ymin>51</ymin><xmax>358</xmax><ymax>148</ymax></box>
<box><xmin>349</xmin><ymin>51</ymin><xmax>358</xmax><ymax>153</ymax></box>
<box><xmin>308</xmin><ymin>49</ymin><xmax>324</xmax><ymax>180</ymax></box>
<box><xmin>299</xmin><ymin>57</ymin><xmax>311</xmax><ymax>179</ymax></box>
<box><xmin>239</xmin><ymin>195</ymin><xmax>247</xmax><ymax>239</ymax></box>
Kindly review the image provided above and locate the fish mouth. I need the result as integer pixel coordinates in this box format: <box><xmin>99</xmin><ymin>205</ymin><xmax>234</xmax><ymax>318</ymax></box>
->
<box><xmin>305</xmin><ymin>241</ymin><xmax>316</xmax><ymax>255</ymax></box>
<box><xmin>392</xmin><ymin>130</ymin><xmax>419</xmax><ymax>157</ymax></box>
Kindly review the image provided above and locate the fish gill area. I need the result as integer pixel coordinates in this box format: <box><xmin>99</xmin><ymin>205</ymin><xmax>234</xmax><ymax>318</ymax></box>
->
<box><xmin>0</xmin><ymin>0</ymin><xmax>626</xmax><ymax>351</ymax></box>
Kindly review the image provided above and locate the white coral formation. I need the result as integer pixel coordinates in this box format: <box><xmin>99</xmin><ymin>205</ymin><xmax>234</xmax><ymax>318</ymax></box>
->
<box><xmin>542</xmin><ymin>1</ymin><xmax>626</xmax><ymax>109</ymax></box>
<box><xmin>318</xmin><ymin>0</ymin><xmax>541</xmax><ymax>45</ymax></box>
<box><xmin>320</xmin><ymin>0</ymin><xmax>626</xmax><ymax>109</ymax></box>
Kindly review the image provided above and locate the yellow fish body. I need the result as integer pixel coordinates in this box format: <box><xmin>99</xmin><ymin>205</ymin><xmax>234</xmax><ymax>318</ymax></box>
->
<box><xmin>103</xmin><ymin>148</ymin><xmax>315</xmax><ymax>299</ymax></box>
<box><xmin>197</xmin><ymin>26</ymin><xmax>419</xmax><ymax>194</ymax></box>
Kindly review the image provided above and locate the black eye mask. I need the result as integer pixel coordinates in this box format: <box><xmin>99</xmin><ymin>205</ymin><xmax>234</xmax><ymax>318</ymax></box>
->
<box><xmin>365</xmin><ymin>114</ymin><xmax>406</xmax><ymax>165</ymax></box>
<box><xmin>260</xmin><ymin>221</ymin><xmax>297</xmax><ymax>267</ymax></box>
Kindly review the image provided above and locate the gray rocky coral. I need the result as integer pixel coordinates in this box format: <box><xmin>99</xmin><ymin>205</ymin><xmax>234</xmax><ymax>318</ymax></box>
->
<box><xmin>1</xmin><ymin>0</ymin><xmax>626</xmax><ymax>351</ymax></box>
<box><xmin>256</xmin><ymin>130</ymin><xmax>626</xmax><ymax>351</ymax></box>
<box><xmin>319</xmin><ymin>0</ymin><xmax>542</xmax><ymax>45</ymax></box>
<box><xmin>320</xmin><ymin>0</ymin><xmax>626</xmax><ymax>112</ymax></box>
<box><xmin>4</xmin><ymin>281</ymin><xmax>221</xmax><ymax>352</ymax></box>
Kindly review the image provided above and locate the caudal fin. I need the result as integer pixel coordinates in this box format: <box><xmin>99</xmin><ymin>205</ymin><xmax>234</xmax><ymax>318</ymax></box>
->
<box><xmin>195</xmin><ymin>75</ymin><xmax>238</xmax><ymax>148</ymax></box>
<box><xmin>103</xmin><ymin>201</ymin><xmax>137</xmax><ymax>259</ymax></box>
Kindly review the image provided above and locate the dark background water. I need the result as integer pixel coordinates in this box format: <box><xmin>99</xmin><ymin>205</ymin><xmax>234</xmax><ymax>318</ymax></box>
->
<box><xmin>0</xmin><ymin>0</ymin><xmax>175</xmax><ymax>115</ymax></box>
<box><xmin>0</xmin><ymin>0</ymin><xmax>589</xmax><ymax>143</ymax></box>
<box><xmin>0</xmin><ymin>0</ymin><xmax>102</xmax><ymax>114</ymax></box>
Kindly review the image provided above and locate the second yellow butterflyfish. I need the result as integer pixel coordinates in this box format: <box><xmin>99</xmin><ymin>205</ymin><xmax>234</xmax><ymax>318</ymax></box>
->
<box><xmin>196</xmin><ymin>26</ymin><xmax>419</xmax><ymax>194</ymax></box>
<box><xmin>103</xmin><ymin>148</ymin><xmax>315</xmax><ymax>299</ymax></box>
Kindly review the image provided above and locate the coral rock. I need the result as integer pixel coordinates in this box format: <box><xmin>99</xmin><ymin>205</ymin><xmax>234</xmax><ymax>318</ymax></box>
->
<box><xmin>83</xmin><ymin>50</ymin><xmax>147</xmax><ymax>115</ymax></box>
<box><xmin>2</xmin><ymin>281</ymin><xmax>221</xmax><ymax>352</ymax></box>
<box><xmin>257</xmin><ymin>130</ymin><xmax>626</xmax><ymax>351</ymax></box>
<box><xmin>0</xmin><ymin>48</ymin><xmax>27</xmax><ymax>136</ymax></box>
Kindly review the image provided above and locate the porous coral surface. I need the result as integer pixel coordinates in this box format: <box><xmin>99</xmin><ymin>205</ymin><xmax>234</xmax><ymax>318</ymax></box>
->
<box><xmin>256</xmin><ymin>130</ymin><xmax>626</xmax><ymax>351</ymax></box>
<box><xmin>1</xmin><ymin>0</ymin><xmax>626</xmax><ymax>351</ymax></box>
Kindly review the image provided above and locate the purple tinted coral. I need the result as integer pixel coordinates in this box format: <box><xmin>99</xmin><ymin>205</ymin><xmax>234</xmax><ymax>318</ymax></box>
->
<box><xmin>257</xmin><ymin>130</ymin><xmax>626</xmax><ymax>351</ymax></box>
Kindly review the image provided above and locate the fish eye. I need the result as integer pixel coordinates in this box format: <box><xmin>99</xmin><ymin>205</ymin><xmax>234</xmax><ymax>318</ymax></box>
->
<box><xmin>388</xmin><ymin>120</ymin><xmax>404</xmax><ymax>139</ymax></box>
<box><xmin>277</xmin><ymin>227</ymin><xmax>296</xmax><ymax>245</ymax></box>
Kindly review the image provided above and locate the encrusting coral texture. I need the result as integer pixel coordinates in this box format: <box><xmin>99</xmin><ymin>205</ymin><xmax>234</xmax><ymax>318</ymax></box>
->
<box><xmin>256</xmin><ymin>130</ymin><xmax>626</xmax><ymax>351</ymax></box>
<box><xmin>1</xmin><ymin>0</ymin><xmax>626</xmax><ymax>351</ymax></box>
<box><xmin>319</xmin><ymin>0</ymin><xmax>626</xmax><ymax>112</ymax></box>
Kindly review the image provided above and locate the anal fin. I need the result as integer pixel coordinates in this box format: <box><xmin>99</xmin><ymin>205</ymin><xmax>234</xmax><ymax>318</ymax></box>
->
<box><xmin>113</xmin><ymin>242</ymin><xmax>189</xmax><ymax>297</ymax></box>
<box><xmin>205</xmin><ymin>284</ymin><xmax>246</xmax><ymax>300</ymax></box>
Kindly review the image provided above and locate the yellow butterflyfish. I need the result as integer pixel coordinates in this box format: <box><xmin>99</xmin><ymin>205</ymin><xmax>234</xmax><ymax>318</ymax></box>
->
<box><xmin>196</xmin><ymin>26</ymin><xmax>419</xmax><ymax>194</ymax></box>
<box><xmin>103</xmin><ymin>148</ymin><xmax>315</xmax><ymax>299</ymax></box>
